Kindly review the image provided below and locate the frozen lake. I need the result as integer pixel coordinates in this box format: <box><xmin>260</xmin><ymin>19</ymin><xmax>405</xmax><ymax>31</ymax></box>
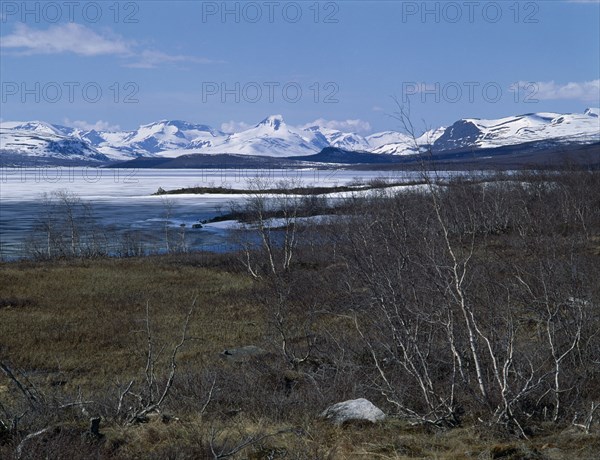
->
<box><xmin>0</xmin><ymin>167</ymin><xmax>431</xmax><ymax>200</ymax></box>
<box><xmin>0</xmin><ymin>167</ymin><xmax>455</xmax><ymax>259</ymax></box>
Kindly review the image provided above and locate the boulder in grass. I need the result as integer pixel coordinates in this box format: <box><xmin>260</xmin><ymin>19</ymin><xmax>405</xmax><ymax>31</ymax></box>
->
<box><xmin>320</xmin><ymin>398</ymin><xmax>385</xmax><ymax>426</ymax></box>
<box><xmin>220</xmin><ymin>345</ymin><xmax>267</xmax><ymax>362</ymax></box>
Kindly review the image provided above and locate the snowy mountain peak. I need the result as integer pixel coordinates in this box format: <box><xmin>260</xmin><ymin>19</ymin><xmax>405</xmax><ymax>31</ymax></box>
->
<box><xmin>4</xmin><ymin>121</ymin><xmax>62</xmax><ymax>136</ymax></box>
<box><xmin>2</xmin><ymin>109</ymin><xmax>598</xmax><ymax>163</ymax></box>
<box><xmin>144</xmin><ymin>119</ymin><xmax>214</xmax><ymax>131</ymax></box>
<box><xmin>257</xmin><ymin>115</ymin><xmax>285</xmax><ymax>131</ymax></box>
<box><xmin>433</xmin><ymin>110</ymin><xmax>600</xmax><ymax>151</ymax></box>
<box><xmin>0</xmin><ymin>121</ymin><xmax>108</xmax><ymax>164</ymax></box>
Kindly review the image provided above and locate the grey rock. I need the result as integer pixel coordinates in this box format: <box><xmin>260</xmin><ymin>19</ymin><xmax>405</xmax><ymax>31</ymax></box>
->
<box><xmin>320</xmin><ymin>398</ymin><xmax>385</xmax><ymax>425</ymax></box>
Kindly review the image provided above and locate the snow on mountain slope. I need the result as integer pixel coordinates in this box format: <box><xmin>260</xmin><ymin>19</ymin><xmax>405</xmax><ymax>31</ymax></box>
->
<box><xmin>366</xmin><ymin>131</ymin><xmax>413</xmax><ymax>150</ymax></box>
<box><xmin>434</xmin><ymin>110</ymin><xmax>600</xmax><ymax>151</ymax></box>
<box><xmin>584</xmin><ymin>107</ymin><xmax>599</xmax><ymax>118</ymax></box>
<box><xmin>197</xmin><ymin>115</ymin><xmax>327</xmax><ymax>157</ymax></box>
<box><xmin>370</xmin><ymin>128</ymin><xmax>446</xmax><ymax>155</ymax></box>
<box><xmin>2</xmin><ymin>121</ymin><xmax>67</xmax><ymax>137</ymax></box>
<box><xmin>72</xmin><ymin>120</ymin><xmax>228</xmax><ymax>161</ymax></box>
<box><xmin>2</xmin><ymin>109</ymin><xmax>598</xmax><ymax>164</ymax></box>
<box><xmin>123</xmin><ymin>120</ymin><xmax>225</xmax><ymax>153</ymax></box>
<box><xmin>79</xmin><ymin>130</ymin><xmax>134</xmax><ymax>160</ymax></box>
<box><xmin>0</xmin><ymin>121</ymin><xmax>108</xmax><ymax>163</ymax></box>
<box><xmin>313</xmin><ymin>127</ymin><xmax>370</xmax><ymax>151</ymax></box>
<box><xmin>371</xmin><ymin>142</ymin><xmax>417</xmax><ymax>155</ymax></box>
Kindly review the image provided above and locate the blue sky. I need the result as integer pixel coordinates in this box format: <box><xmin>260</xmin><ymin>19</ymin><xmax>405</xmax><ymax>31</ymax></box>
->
<box><xmin>1</xmin><ymin>0</ymin><xmax>599</xmax><ymax>134</ymax></box>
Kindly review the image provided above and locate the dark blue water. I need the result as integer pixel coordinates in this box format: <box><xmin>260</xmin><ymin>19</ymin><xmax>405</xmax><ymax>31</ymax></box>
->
<box><xmin>0</xmin><ymin>198</ymin><xmax>234</xmax><ymax>260</ymax></box>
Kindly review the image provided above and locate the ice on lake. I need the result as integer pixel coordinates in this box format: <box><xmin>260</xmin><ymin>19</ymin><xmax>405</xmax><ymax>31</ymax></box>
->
<box><xmin>0</xmin><ymin>167</ymin><xmax>455</xmax><ymax>259</ymax></box>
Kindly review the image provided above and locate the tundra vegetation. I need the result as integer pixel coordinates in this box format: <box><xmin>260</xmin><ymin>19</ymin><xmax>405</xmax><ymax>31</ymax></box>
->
<box><xmin>1</xmin><ymin>169</ymin><xmax>600</xmax><ymax>459</ymax></box>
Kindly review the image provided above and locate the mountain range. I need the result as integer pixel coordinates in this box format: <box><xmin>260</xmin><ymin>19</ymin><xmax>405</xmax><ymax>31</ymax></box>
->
<box><xmin>0</xmin><ymin>109</ymin><xmax>598</xmax><ymax>166</ymax></box>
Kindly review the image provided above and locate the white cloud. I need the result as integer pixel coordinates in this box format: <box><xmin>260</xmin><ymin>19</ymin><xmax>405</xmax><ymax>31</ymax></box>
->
<box><xmin>220</xmin><ymin>120</ymin><xmax>252</xmax><ymax>133</ymax></box>
<box><xmin>519</xmin><ymin>80</ymin><xmax>600</xmax><ymax>102</ymax></box>
<box><xmin>125</xmin><ymin>50</ymin><xmax>217</xmax><ymax>69</ymax></box>
<box><xmin>301</xmin><ymin>118</ymin><xmax>372</xmax><ymax>134</ymax></box>
<box><xmin>1</xmin><ymin>23</ymin><xmax>131</xmax><ymax>56</ymax></box>
<box><xmin>63</xmin><ymin>119</ymin><xmax>121</xmax><ymax>131</ymax></box>
<box><xmin>0</xmin><ymin>23</ymin><xmax>217</xmax><ymax>68</ymax></box>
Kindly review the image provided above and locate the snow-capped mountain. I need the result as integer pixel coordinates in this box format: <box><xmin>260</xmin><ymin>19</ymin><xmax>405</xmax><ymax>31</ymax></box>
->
<box><xmin>309</xmin><ymin>126</ymin><xmax>371</xmax><ymax>151</ymax></box>
<box><xmin>433</xmin><ymin>111</ymin><xmax>600</xmax><ymax>152</ymax></box>
<box><xmin>1</xmin><ymin>109</ymin><xmax>598</xmax><ymax>165</ymax></box>
<box><xmin>368</xmin><ymin>128</ymin><xmax>446</xmax><ymax>155</ymax></box>
<box><xmin>0</xmin><ymin>121</ymin><xmax>108</xmax><ymax>164</ymax></box>
<box><xmin>366</xmin><ymin>131</ymin><xmax>413</xmax><ymax>150</ymax></box>
<box><xmin>183</xmin><ymin>115</ymin><xmax>329</xmax><ymax>157</ymax></box>
<box><xmin>121</xmin><ymin>120</ymin><xmax>225</xmax><ymax>153</ymax></box>
<box><xmin>80</xmin><ymin>120</ymin><xmax>227</xmax><ymax>160</ymax></box>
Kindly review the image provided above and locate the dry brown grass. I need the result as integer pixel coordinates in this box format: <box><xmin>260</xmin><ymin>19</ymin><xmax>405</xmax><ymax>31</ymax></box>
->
<box><xmin>2</xmin><ymin>254</ymin><xmax>599</xmax><ymax>459</ymax></box>
<box><xmin>0</xmin><ymin>255</ymin><xmax>258</xmax><ymax>391</ymax></box>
